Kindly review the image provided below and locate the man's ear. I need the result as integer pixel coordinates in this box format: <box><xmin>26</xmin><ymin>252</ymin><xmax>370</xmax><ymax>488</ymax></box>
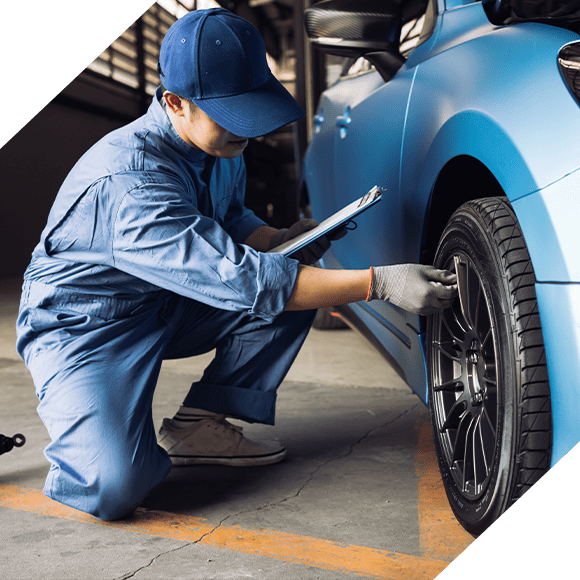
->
<box><xmin>163</xmin><ymin>92</ymin><xmax>186</xmax><ymax>116</ymax></box>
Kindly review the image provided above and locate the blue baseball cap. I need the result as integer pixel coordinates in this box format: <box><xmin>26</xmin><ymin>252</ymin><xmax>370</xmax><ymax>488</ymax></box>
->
<box><xmin>158</xmin><ymin>8</ymin><xmax>305</xmax><ymax>138</ymax></box>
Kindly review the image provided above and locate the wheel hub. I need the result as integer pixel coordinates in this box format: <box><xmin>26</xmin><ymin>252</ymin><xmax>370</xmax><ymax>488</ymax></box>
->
<box><xmin>465</xmin><ymin>338</ymin><xmax>484</xmax><ymax>406</ymax></box>
<box><xmin>467</xmin><ymin>341</ymin><xmax>479</xmax><ymax>364</ymax></box>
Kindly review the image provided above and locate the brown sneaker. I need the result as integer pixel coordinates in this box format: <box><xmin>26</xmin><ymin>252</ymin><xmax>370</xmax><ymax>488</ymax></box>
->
<box><xmin>157</xmin><ymin>414</ymin><xmax>287</xmax><ymax>466</ymax></box>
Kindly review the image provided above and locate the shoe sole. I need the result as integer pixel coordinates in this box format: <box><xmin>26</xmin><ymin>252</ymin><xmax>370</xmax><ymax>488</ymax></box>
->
<box><xmin>168</xmin><ymin>448</ymin><xmax>287</xmax><ymax>467</ymax></box>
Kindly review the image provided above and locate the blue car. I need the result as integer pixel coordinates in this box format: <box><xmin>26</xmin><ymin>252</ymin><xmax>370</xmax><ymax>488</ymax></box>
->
<box><xmin>302</xmin><ymin>0</ymin><xmax>580</xmax><ymax>534</ymax></box>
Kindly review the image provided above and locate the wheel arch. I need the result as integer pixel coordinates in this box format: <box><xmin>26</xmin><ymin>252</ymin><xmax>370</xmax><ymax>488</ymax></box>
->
<box><xmin>406</xmin><ymin>109</ymin><xmax>539</xmax><ymax>269</ymax></box>
<box><xmin>420</xmin><ymin>155</ymin><xmax>506</xmax><ymax>267</ymax></box>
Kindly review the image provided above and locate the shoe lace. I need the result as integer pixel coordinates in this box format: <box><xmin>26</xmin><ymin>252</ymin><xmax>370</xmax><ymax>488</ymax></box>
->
<box><xmin>214</xmin><ymin>414</ymin><xmax>243</xmax><ymax>433</ymax></box>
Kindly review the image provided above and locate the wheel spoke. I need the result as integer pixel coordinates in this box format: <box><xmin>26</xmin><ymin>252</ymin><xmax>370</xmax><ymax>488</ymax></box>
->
<box><xmin>454</xmin><ymin>255</ymin><xmax>473</xmax><ymax>330</ymax></box>
<box><xmin>472</xmin><ymin>284</ymin><xmax>490</xmax><ymax>343</ymax></box>
<box><xmin>462</xmin><ymin>415</ymin><xmax>477</xmax><ymax>492</ymax></box>
<box><xmin>481</xmin><ymin>328</ymin><xmax>492</xmax><ymax>351</ymax></box>
<box><xmin>470</xmin><ymin>417</ymin><xmax>478</xmax><ymax>492</ymax></box>
<box><xmin>473</xmin><ymin>415</ymin><xmax>488</xmax><ymax>492</ymax></box>
<box><xmin>434</xmin><ymin>340</ymin><xmax>461</xmax><ymax>362</ymax></box>
<box><xmin>482</xmin><ymin>405</ymin><xmax>497</xmax><ymax>438</ymax></box>
<box><xmin>482</xmin><ymin>373</ymin><xmax>497</xmax><ymax>386</ymax></box>
<box><xmin>441</xmin><ymin>395</ymin><xmax>468</xmax><ymax>433</ymax></box>
<box><xmin>434</xmin><ymin>378</ymin><xmax>463</xmax><ymax>392</ymax></box>
<box><xmin>441</xmin><ymin>304</ymin><xmax>466</xmax><ymax>341</ymax></box>
<box><xmin>449</xmin><ymin>408</ymin><xmax>469</xmax><ymax>463</ymax></box>
<box><xmin>477</xmin><ymin>415</ymin><xmax>489</xmax><ymax>479</ymax></box>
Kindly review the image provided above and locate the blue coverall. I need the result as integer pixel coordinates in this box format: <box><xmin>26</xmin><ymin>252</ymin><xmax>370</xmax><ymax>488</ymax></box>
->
<box><xmin>16</xmin><ymin>88</ymin><xmax>315</xmax><ymax>520</ymax></box>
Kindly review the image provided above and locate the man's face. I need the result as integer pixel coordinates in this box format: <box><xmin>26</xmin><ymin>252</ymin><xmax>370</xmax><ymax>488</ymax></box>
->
<box><xmin>165</xmin><ymin>93</ymin><xmax>249</xmax><ymax>158</ymax></box>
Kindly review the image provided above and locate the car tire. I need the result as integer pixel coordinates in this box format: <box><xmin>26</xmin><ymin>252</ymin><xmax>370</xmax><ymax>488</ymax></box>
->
<box><xmin>426</xmin><ymin>197</ymin><xmax>551</xmax><ymax>535</ymax></box>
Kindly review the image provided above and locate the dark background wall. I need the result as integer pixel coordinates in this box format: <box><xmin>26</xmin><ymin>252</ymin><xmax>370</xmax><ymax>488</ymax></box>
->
<box><xmin>0</xmin><ymin>73</ymin><xmax>141</xmax><ymax>278</ymax></box>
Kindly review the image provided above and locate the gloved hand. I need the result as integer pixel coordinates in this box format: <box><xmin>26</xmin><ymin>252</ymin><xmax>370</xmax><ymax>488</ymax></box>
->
<box><xmin>368</xmin><ymin>264</ymin><xmax>457</xmax><ymax>315</ymax></box>
<box><xmin>269</xmin><ymin>218</ymin><xmax>347</xmax><ymax>265</ymax></box>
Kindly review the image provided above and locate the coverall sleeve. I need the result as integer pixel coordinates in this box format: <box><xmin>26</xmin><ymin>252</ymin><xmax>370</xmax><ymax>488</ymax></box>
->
<box><xmin>111</xmin><ymin>178</ymin><xmax>298</xmax><ymax>320</ymax></box>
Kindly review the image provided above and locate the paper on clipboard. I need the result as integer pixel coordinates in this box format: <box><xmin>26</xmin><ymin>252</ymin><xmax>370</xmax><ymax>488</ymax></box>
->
<box><xmin>268</xmin><ymin>185</ymin><xmax>384</xmax><ymax>257</ymax></box>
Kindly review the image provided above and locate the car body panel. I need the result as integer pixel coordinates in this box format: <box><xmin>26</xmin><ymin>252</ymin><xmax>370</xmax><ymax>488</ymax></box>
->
<box><xmin>512</xmin><ymin>166</ymin><xmax>580</xmax><ymax>283</ymax></box>
<box><xmin>303</xmin><ymin>0</ymin><xmax>580</xmax><ymax>465</ymax></box>
<box><xmin>535</xmin><ymin>282</ymin><xmax>580</xmax><ymax>464</ymax></box>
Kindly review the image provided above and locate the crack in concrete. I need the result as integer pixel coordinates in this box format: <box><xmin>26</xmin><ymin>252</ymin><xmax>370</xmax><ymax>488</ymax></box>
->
<box><xmin>114</xmin><ymin>522</ymin><xmax>227</xmax><ymax>580</ymax></box>
<box><xmin>114</xmin><ymin>403</ymin><xmax>421</xmax><ymax>578</ymax></box>
<box><xmin>287</xmin><ymin>402</ymin><xmax>421</xmax><ymax>501</ymax></box>
<box><xmin>114</xmin><ymin>542</ymin><xmax>193</xmax><ymax>580</ymax></box>
<box><xmin>115</xmin><ymin>516</ymin><xmax>235</xmax><ymax>580</ymax></box>
<box><xmin>215</xmin><ymin>403</ymin><xmax>422</xmax><ymax>522</ymax></box>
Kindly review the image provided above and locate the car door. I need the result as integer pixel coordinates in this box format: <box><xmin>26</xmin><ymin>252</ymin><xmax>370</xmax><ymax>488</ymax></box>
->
<box><xmin>331</xmin><ymin>66</ymin><xmax>415</xmax><ymax>272</ymax></box>
<box><xmin>330</xmin><ymin>62</ymin><xmax>424</xmax><ymax>343</ymax></box>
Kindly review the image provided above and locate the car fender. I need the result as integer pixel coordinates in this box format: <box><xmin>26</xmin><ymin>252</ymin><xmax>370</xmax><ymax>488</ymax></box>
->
<box><xmin>414</xmin><ymin>111</ymin><xmax>565</xmax><ymax>278</ymax></box>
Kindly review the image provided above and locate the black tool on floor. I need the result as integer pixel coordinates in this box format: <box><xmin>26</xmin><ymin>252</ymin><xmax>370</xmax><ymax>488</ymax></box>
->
<box><xmin>0</xmin><ymin>433</ymin><xmax>26</xmax><ymax>456</ymax></box>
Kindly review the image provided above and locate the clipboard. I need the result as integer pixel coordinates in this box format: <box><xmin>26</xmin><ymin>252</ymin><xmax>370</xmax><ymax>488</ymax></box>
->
<box><xmin>268</xmin><ymin>185</ymin><xmax>384</xmax><ymax>257</ymax></box>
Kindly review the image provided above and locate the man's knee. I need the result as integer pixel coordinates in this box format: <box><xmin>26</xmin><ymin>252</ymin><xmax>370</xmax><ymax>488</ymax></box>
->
<box><xmin>96</xmin><ymin>450</ymin><xmax>172</xmax><ymax>521</ymax></box>
<box><xmin>91</xmin><ymin>471</ymin><xmax>149</xmax><ymax>521</ymax></box>
<box><xmin>46</xmin><ymin>446</ymin><xmax>172</xmax><ymax>521</ymax></box>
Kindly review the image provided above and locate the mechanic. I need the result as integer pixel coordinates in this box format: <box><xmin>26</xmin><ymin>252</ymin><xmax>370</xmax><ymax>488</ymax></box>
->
<box><xmin>16</xmin><ymin>8</ymin><xmax>457</xmax><ymax>521</ymax></box>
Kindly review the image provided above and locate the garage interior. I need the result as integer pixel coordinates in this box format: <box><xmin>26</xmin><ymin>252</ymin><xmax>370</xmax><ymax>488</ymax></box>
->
<box><xmin>0</xmin><ymin>0</ymin><xmax>475</xmax><ymax>578</ymax></box>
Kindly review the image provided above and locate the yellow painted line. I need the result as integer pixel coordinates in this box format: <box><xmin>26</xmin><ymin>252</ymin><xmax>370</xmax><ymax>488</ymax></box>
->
<box><xmin>0</xmin><ymin>483</ymin><xmax>448</xmax><ymax>579</ymax></box>
<box><xmin>415</xmin><ymin>419</ymin><xmax>474</xmax><ymax>561</ymax></box>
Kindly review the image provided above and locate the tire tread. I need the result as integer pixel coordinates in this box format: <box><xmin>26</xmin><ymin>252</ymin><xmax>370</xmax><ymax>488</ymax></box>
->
<box><xmin>467</xmin><ymin>198</ymin><xmax>551</xmax><ymax>502</ymax></box>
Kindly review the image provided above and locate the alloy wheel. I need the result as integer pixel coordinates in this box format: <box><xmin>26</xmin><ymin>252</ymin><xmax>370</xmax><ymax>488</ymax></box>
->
<box><xmin>430</xmin><ymin>254</ymin><xmax>500</xmax><ymax>500</ymax></box>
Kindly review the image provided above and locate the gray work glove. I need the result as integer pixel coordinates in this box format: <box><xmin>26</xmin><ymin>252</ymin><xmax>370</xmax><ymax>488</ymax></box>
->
<box><xmin>269</xmin><ymin>218</ymin><xmax>347</xmax><ymax>265</ymax></box>
<box><xmin>368</xmin><ymin>264</ymin><xmax>457</xmax><ymax>315</ymax></box>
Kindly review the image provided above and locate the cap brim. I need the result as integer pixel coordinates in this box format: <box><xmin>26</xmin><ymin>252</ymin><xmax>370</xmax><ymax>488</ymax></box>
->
<box><xmin>193</xmin><ymin>73</ymin><xmax>305</xmax><ymax>139</ymax></box>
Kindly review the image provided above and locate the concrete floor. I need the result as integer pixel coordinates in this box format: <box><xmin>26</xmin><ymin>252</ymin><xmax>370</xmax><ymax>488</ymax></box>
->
<box><xmin>0</xmin><ymin>277</ymin><xmax>474</xmax><ymax>580</ymax></box>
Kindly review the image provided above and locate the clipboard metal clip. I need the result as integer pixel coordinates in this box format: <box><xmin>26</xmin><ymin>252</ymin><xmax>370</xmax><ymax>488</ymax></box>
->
<box><xmin>358</xmin><ymin>185</ymin><xmax>384</xmax><ymax>208</ymax></box>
